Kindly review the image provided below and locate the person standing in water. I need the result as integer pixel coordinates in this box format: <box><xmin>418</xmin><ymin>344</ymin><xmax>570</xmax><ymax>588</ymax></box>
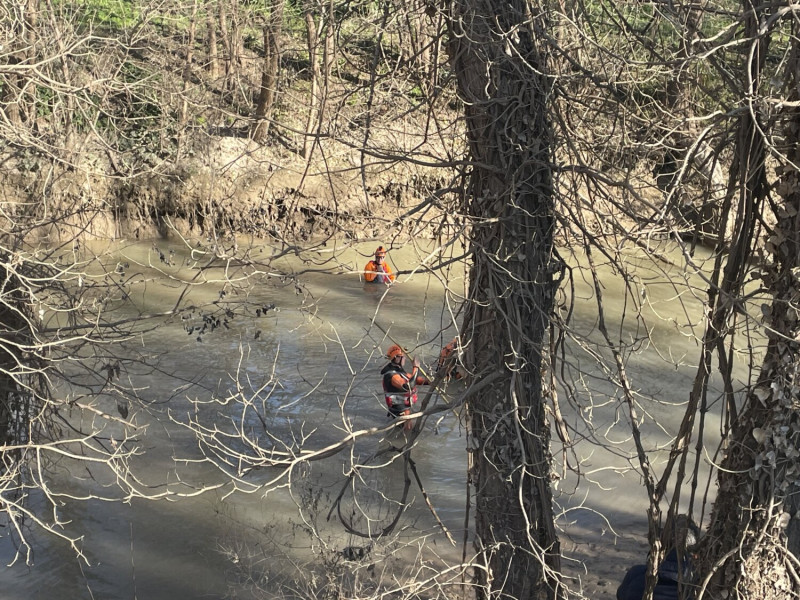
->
<box><xmin>364</xmin><ymin>246</ymin><xmax>395</xmax><ymax>284</ymax></box>
<box><xmin>436</xmin><ymin>338</ymin><xmax>465</xmax><ymax>381</ymax></box>
<box><xmin>381</xmin><ymin>344</ymin><xmax>430</xmax><ymax>429</ymax></box>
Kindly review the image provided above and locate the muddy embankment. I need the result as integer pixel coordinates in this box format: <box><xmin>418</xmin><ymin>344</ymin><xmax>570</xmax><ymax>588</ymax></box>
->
<box><xmin>1</xmin><ymin>137</ymin><xmax>454</xmax><ymax>246</ymax></box>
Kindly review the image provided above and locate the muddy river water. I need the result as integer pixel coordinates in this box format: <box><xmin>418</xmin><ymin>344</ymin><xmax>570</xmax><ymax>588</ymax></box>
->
<box><xmin>0</xmin><ymin>238</ymin><xmax>741</xmax><ymax>599</ymax></box>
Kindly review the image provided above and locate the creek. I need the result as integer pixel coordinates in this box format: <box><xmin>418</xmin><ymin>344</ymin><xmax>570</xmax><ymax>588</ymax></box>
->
<box><xmin>0</xmin><ymin>238</ymin><xmax>746</xmax><ymax>599</ymax></box>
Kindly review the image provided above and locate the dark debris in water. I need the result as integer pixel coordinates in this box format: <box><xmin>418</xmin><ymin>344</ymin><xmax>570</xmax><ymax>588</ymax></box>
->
<box><xmin>180</xmin><ymin>301</ymin><xmax>277</xmax><ymax>343</ymax></box>
<box><xmin>340</xmin><ymin>543</ymin><xmax>372</xmax><ymax>561</ymax></box>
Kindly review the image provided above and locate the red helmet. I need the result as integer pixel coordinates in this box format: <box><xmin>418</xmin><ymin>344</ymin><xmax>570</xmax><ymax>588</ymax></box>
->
<box><xmin>374</xmin><ymin>246</ymin><xmax>386</xmax><ymax>258</ymax></box>
<box><xmin>386</xmin><ymin>344</ymin><xmax>404</xmax><ymax>360</ymax></box>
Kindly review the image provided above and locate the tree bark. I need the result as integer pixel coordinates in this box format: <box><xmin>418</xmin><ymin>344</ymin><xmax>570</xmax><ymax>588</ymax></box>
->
<box><xmin>448</xmin><ymin>0</ymin><xmax>563</xmax><ymax>598</ymax></box>
<box><xmin>695</xmin><ymin>9</ymin><xmax>800</xmax><ymax>600</ymax></box>
<box><xmin>207</xmin><ymin>11</ymin><xmax>219</xmax><ymax>81</ymax></box>
<box><xmin>252</xmin><ymin>0</ymin><xmax>284</xmax><ymax>143</ymax></box>
<box><xmin>303</xmin><ymin>8</ymin><xmax>321</xmax><ymax>159</ymax></box>
<box><xmin>323</xmin><ymin>0</ymin><xmax>334</xmax><ymax>84</ymax></box>
<box><xmin>178</xmin><ymin>0</ymin><xmax>198</xmax><ymax>156</ymax></box>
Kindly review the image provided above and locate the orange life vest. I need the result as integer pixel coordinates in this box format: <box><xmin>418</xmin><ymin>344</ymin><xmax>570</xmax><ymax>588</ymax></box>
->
<box><xmin>364</xmin><ymin>260</ymin><xmax>395</xmax><ymax>283</ymax></box>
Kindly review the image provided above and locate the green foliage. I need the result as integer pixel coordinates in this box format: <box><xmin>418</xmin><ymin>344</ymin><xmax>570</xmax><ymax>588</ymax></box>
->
<box><xmin>282</xmin><ymin>0</ymin><xmax>306</xmax><ymax>34</ymax></box>
<box><xmin>56</xmin><ymin>0</ymin><xmax>139</xmax><ymax>30</ymax></box>
<box><xmin>334</xmin><ymin>0</ymin><xmax>381</xmax><ymax>21</ymax></box>
<box><xmin>35</xmin><ymin>86</ymin><xmax>55</xmax><ymax>118</ymax></box>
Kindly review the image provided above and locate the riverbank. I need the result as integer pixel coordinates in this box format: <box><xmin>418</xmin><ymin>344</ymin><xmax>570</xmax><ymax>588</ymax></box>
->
<box><xmin>2</xmin><ymin>131</ymin><xmax>456</xmax><ymax>246</ymax></box>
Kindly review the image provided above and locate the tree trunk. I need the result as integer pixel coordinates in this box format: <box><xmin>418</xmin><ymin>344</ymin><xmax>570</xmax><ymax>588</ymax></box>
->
<box><xmin>323</xmin><ymin>0</ymin><xmax>335</xmax><ymax>84</ymax></box>
<box><xmin>1</xmin><ymin>0</ymin><xmax>36</xmax><ymax>126</ymax></box>
<box><xmin>218</xmin><ymin>1</ymin><xmax>231</xmax><ymax>89</ymax></box>
<box><xmin>697</xmin><ymin>116</ymin><xmax>799</xmax><ymax>598</ymax></box>
<box><xmin>251</xmin><ymin>0</ymin><xmax>284</xmax><ymax>143</ymax></box>
<box><xmin>219</xmin><ymin>0</ymin><xmax>242</xmax><ymax>94</ymax></box>
<box><xmin>178</xmin><ymin>0</ymin><xmax>198</xmax><ymax>156</ymax></box>
<box><xmin>207</xmin><ymin>11</ymin><xmax>219</xmax><ymax>81</ymax></box>
<box><xmin>695</xmin><ymin>10</ymin><xmax>800</xmax><ymax>600</ymax></box>
<box><xmin>448</xmin><ymin>0</ymin><xmax>563</xmax><ymax>598</ymax></box>
<box><xmin>403</xmin><ymin>0</ymin><xmax>434</xmax><ymax>91</ymax></box>
<box><xmin>302</xmin><ymin>8</ymin><xmax>321</xmax><ymax>159</ymax></box>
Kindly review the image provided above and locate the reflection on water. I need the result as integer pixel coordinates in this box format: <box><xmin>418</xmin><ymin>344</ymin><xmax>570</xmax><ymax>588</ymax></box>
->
<box><xmin>0</xmin><ymin>238</ymin><xmax>752</xmax><ymax>599</ymax></box>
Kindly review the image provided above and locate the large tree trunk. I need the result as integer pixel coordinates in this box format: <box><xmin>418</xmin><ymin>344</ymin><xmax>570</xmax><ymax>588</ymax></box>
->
<box><xmin>448</xmin><ymin>0</ymin><xmax>563</xmax><ymax>598</ymax></box>
<box><xmin>696</xmin><ymin>12</ymin><xmax>800</xmax><ymax>600</ymax></box>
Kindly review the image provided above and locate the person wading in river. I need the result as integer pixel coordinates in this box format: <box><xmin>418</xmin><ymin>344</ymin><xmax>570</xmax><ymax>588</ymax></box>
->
<box><xmin>364</xmin><ymin>246</ymin><xmax>395</xmax><ymax>284</ymax></box>
<box><xmin>381</xmin><ymin>344</ymin><xmax>430</xmax><ymax>430</ymax></box>
<box><xmin>436</xmin><ymin>338</ymin><xmax>464</xmax><ymax>381</ymax></box>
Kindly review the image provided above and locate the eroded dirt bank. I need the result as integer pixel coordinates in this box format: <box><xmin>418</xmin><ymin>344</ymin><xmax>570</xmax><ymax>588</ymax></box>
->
<box><xmin>1</xmin><ymin>135</ymin><xmax>453</xmax><ymax>245</ymax></box>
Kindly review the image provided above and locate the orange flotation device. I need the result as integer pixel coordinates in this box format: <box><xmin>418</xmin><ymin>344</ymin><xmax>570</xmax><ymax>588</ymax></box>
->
<box><xmin>364</xmin><ymin>246</ymin><xmax>395</xmax><ymax>283</ymax></box>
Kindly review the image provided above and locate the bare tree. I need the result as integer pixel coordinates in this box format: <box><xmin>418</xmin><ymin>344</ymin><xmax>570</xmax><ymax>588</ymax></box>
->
<box><xmin>206</xmin><ymin>1</ymin><xmax>220</xmax><ymax>80</ymax></box>
<box><xmin>302</xmin><ymin>7</ymin><xmax>321</xmax><ymax>160</ymax></box>
<box><xmin>447</xmin><ymin>0</ymin><xmax>564</xmax><ymax>597</ymax></box>
<box><xmin>689</xmin><ymin>7</ymin><xmax>800</xmax><ymax>599</ymax></box>
<box><xmin>252</xmin><ymin>0</ymin><xmax>285</xmax><ymax>142</ymax></box>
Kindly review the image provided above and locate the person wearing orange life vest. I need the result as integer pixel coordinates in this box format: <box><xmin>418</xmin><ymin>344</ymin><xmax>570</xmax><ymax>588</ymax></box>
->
<box><xmin>364</xmin><ymin>246</ymin><xmax>395</xmax><ymax>284</ymax></box>
<box><xmin>436</xmin><ymin>338</ymin><xmax>464</xmax><ymax>381</ymax></box>
<box><xmin>381</xmin><ymin>344</ymin><xmax>430</xmax><ymax>428</ymax></box>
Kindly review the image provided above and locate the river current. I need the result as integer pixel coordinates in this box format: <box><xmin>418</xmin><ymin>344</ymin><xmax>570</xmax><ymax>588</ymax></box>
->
<box><xmin>0</xmin><ymin>237</ymin><xmax>742</xmax><ymax>599</ymax></box>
